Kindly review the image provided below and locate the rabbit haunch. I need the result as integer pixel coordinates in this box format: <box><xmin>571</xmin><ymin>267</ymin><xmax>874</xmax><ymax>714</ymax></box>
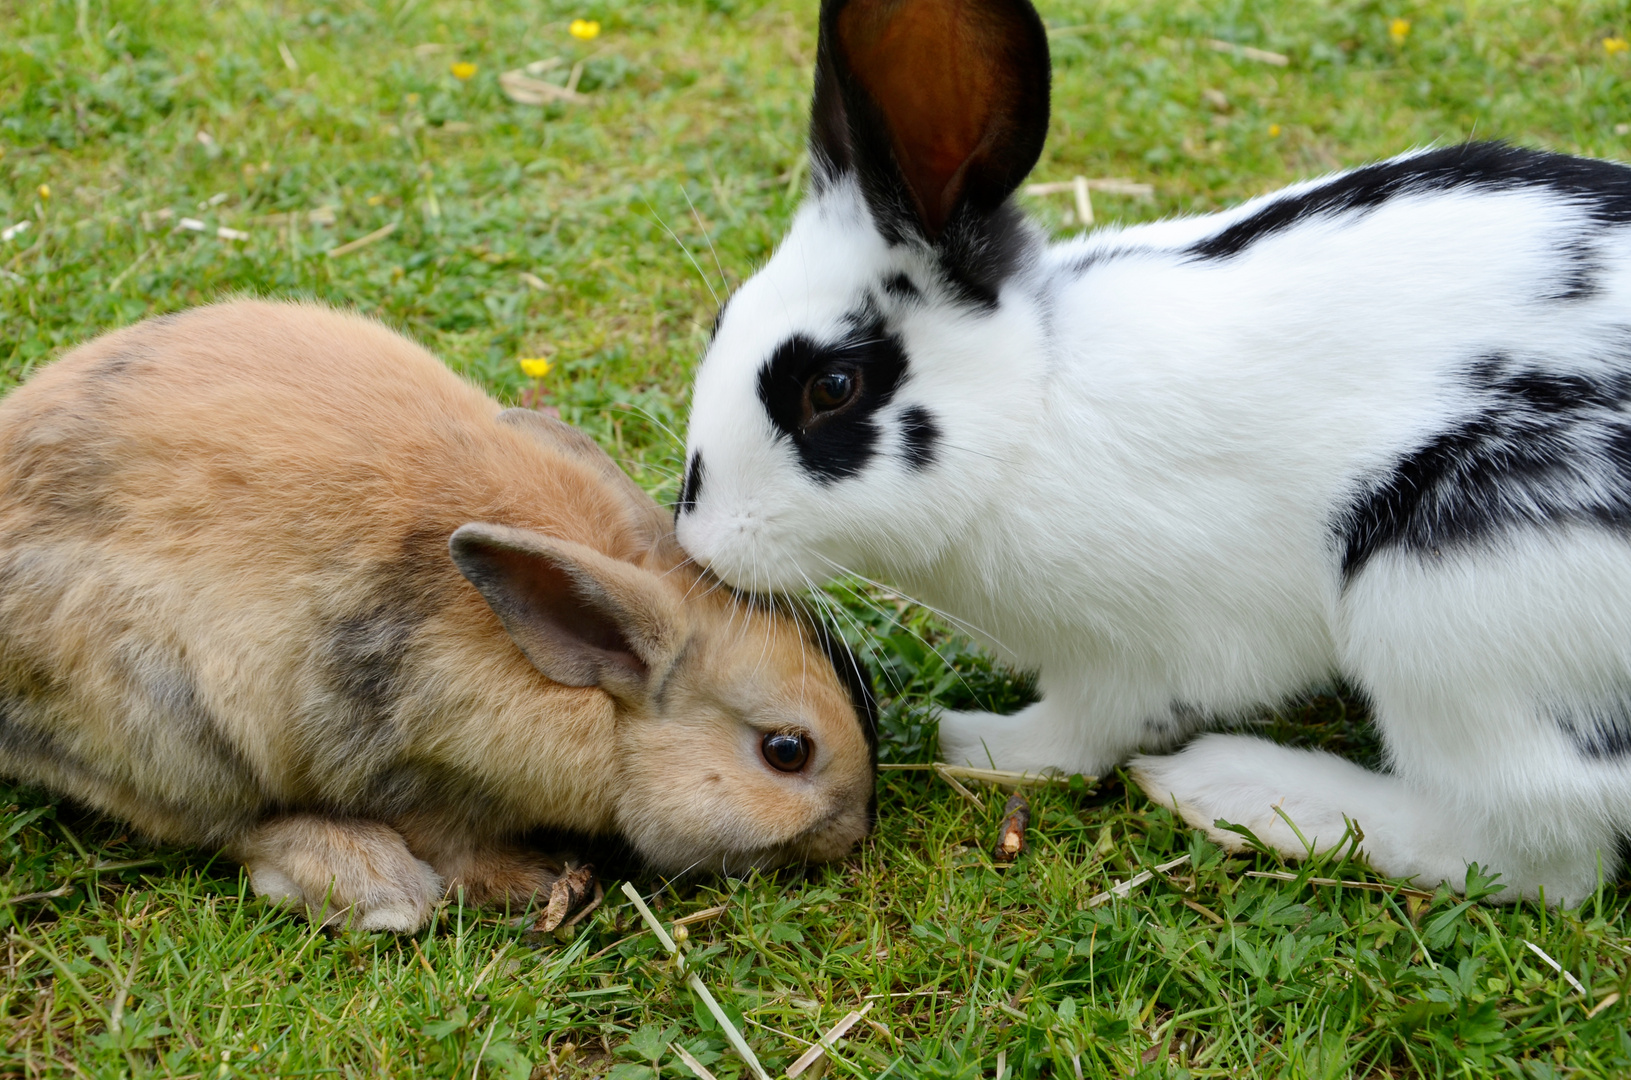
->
<box><xmin>678</xmin><ymin>0</ymin><xmax>1631</xmax><ymax>903</ymax></box>
<box><xmin>0</xmin><ymin>300</ymin><xmax>876</xmax><ymax>931</ymax></box>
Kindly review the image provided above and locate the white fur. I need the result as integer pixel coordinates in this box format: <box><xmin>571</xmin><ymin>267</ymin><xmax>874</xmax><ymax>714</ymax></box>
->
<box><xmin>680</xmin><ymin>157</ymin><xmax>1631</xmax><ymax>905</ymax></box>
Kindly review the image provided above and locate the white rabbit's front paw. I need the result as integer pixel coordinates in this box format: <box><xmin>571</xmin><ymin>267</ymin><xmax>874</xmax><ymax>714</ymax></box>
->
<box><xmin>937</xmin><ymin>700</ymin><xmax>1111</xmax><ymax>776</ymax></box>
<box><xmin>1129</xmin><ymin>735</ymin><xmax>1372</xmax><ymax>860</ymax></box>
<box><xmin>937</xmin><ymin>708</ymin><xmax>1017</xmax><ymax>768</ymax></box>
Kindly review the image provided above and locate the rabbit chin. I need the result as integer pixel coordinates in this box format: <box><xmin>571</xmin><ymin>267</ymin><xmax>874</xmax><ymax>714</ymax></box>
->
<box><xmin>675</xmin><ymin>509</ymin><xmax>836</xmax><ymax>596</ymax></box>
<box><xmin>623</xmin><ymin>802</ymin><xmax>872</xmax><ymax>878</ymax></box>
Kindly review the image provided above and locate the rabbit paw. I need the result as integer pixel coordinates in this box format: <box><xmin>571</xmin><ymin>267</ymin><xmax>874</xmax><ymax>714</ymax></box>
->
<box><xmin>938</xmin><ymin>701</ymin><xmax>1112</xmax><ymax>776</ymax></box>
<box><xmin>1128</xmin><ymin>735</ymin><xmax>1371</xmax><ymax>860</ymax></box>
<box><xmin>234</xmin><ymin>816</ymin><xmax>443</xmax><ymax>932</ymax></box>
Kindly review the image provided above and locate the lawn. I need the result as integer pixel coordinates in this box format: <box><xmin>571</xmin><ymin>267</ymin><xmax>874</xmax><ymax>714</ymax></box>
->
<box><xmin>3</xmin><ymin>0</ymin><xmax>1631</xmax><ymax>1076</ymax></box>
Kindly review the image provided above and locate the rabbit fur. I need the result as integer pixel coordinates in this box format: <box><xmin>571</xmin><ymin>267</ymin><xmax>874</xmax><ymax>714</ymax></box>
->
<box><xmin>675</xmin><ymin>0</ymin><xmax>1631</xmax><ymax>903</ymax></box>
<box><xmin>0</xmin><ymin>300</ymin><xmax>877</xmax><ymax>931</ymax></box>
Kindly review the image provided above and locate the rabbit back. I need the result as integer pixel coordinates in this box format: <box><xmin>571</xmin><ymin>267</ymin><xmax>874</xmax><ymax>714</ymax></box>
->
<box><xmin>0</xmin><ymin>300</ymin><xmax>641</xmax><ymax>845</ymax></box>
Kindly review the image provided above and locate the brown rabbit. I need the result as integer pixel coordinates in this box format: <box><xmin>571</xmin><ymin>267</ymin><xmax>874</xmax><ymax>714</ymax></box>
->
<box><xmin>0</xmin><ymin>300</ymin><xmax>877</xmax><ymax>931</ymax></box>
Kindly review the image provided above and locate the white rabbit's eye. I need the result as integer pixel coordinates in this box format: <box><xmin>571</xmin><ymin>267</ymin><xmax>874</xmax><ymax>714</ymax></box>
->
<box><xmin>807</xmin><ymin>369</ymin><xmax>859</xmax><ymax>415</ymax></box>
<box><xmin>762</xmin><ymin>732</ymin><xmax>811</xmax><ymax>773</ymax></box>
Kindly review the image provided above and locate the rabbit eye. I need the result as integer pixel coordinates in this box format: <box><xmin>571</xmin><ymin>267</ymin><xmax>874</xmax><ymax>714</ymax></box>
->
<box><xmin>761</xmin><ymin>732</ymin><xmax>811</xmax><ymax>773</ymax></box>
<box><xmin>806</xmin><ymin>369</ymin><xmax>858</xmax><ymax>414</ymax></box>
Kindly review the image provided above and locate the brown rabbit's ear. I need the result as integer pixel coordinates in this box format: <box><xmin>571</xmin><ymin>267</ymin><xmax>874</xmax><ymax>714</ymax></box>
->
<box><xmin>812</xmin><ymin>0</ymin><xmax>1051</xmax><ymax>242</ymax></box>
<box><xmin>496</xmin><ymin>409</ymin><xmax>671</xmax><ymax>546</ymax></box>
<box><xmin>449</xmin><ymin>523</ymin><xmax>685</xmax><ymax>704</ymax></box>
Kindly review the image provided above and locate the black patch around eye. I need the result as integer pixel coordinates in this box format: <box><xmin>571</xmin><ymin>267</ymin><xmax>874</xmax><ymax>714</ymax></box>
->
<box><xmin>755</xmin><ymin>317</ymin><xmax>910</xmax><ymax>483</ymax></box>
<box><xmin>676</xmin><ymin>451</ymin><xmax>704</xmax><ymax>518</ymax></box>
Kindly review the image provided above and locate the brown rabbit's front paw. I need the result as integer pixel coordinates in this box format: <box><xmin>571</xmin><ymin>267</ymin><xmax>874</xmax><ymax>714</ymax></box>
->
<box><xmin>232</xmin><ymin>815</ymin><xmax>443</xmax><ymax>932</ymax></box>
<box><xmin>435</xmin><ymin>847</ymin><xmax>567</xmax><ymax>910</ymax></box>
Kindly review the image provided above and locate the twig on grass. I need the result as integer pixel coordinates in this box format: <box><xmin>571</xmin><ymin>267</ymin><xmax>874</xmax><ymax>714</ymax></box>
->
<box><xmin>620</xmin><ymin>881</ymin><xmax>771</xmax><ymax>1080</ymax></box>
<box><xmin>670</xmin><ymin>1042</ymin><xmax>720</xmax><ymax>1080</ymax></box>
<box><xmin>1524</xmin><ymin>940</ymin><xmax>1587</xmax><ymax>995</ymax></box>
<box><xmin>1085</xmin><ymin>855</ymin><xmax>1191</xmax><ymax>908</ymax></box>
<box><xmin>934</xmin><ymin>765</ymin><xmax>986</xmax><ymax>811</ymax></box>
<box><xmin>876</xmin><ymin>763</ymin><xmax>1092</xmax><ymax>789</ymax></box>
<box><xmin>326</xmin><ymin>221</ymin><xmax>398</xmax><ymax>258</ymax></box>
<box><xmin>1204</xmin><ymin>39</ymin><xmax>1290</xmax><ymax>65</ymax></box>
<box><xmin>785</xmin><ymin>1001</ymin><xmax>874</xmax><ymax>1079</ymax></box>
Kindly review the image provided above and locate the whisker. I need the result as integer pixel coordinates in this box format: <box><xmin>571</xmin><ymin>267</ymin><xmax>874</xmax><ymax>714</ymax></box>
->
<box><xmin>644</xmin><ymin>198</ymin><xmax>720</xmax><ymax>308</ymax></box>
<box><xmin>811</xmin><ymin>553</ymin><xmax>1009</xmax><ymax>651</ymax></box>
<box><xmin>681</xmin><ymin>184</ymin><xmax>731</xmax><ymax>300</ymax></box>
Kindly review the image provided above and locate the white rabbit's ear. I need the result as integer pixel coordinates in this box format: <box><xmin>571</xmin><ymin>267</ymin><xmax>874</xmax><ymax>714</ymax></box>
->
<box><xmin>811</xmin><ymin>0</ymin><xmax>1051</xmax><ymax>243</ymax></box>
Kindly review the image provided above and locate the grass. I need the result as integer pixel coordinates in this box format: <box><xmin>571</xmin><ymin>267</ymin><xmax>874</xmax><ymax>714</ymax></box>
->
<box><xmin>3</xmin><ymin>0</ymin><xmax>1631</xmax><ymax>1076</ymax></box>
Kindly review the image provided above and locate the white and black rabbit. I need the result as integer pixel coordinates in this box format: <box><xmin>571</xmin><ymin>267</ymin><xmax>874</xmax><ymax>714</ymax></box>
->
<box><xmin>0</xmin><ymin>300</ymin><xmax>877</xmax><ymax>931</ymax></box>
<box><xmin>675</xmin><ymin>0</ymin><xmax>1631</xmax><ymax>903</ymax></box>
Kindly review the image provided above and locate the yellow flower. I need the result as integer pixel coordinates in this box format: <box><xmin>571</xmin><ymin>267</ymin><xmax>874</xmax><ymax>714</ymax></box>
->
<box><xmin>1268</xmin><ymin>123</ymin><xmax>1282</xmax><ymax>137</ymax></box>
<box><xmin>1606</xmin><ymin>37</ymin><xmax>1630</xmax><ymax>55</ymax></box>
<box><xmin>405</xmin><ymin>92</ymin><xmax>421</xmax><ymax>105</ymax></box>
<box><xmin>519</xmin><ymin>357</ymin><xmax>552</xmax><ymax>378</ymax></box>
<box><xmin>569</xmin><ymin>19</ymin><xmax>601</xmax><ymax>41</ymax></box>
<box><xmin>36</xmin><ymin>183</ymin><xmax>49</xmax><ymax>199</ymax></box>
<box><xmin>1389</xmin><ymin>18</ymin><xmax>1411</xmax><ymax>43</ymax></box>
<box><xmin>451</xmin><ymin>61</ymin><xmax>477</xmax><ymax>80</ymax></box>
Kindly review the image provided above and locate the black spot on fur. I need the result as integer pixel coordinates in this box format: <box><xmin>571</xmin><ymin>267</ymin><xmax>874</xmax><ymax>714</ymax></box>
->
<box><xmin>122</xmin><ymin>646</ymin><xmax>257</xmax><ymax>791</ymax></box>
<box><xmin>1188</xmin><ymin>143</ymin><xmax>1631</xmax><ymax>263</ymax></box>
<box><xmin>756</xmin><ymin>315</ymin><xmax>911</xmax><ymax>484</ymax></box>
<box><xmin>709</xmin><ymin>297</ymin><xmax>731</xmax><ymax>342</ymax></box>
<box><xmin>1555</xmin><ymin>699</ymin><xmax>1631</xmax><ymax>759</ymax></box>
<box><xmin>899</xmin><ymin>405</ymin><xmax>940</xmax><ymax>470</ymax></box>
<box><xmin>677</xmin><ymin>451</ymin><xmax>704</xmax><ymax>517</ymax></box>
<box><xmin>882</xmin><ymin>273</ymin><xmax>920</xmax><ymax>300</ymax></box>
<box><xmin>0</xmin><ymin>696</ymin><xmax>66</xmax><ymax>766</ymax></box>
<box><xmin>1546</xmin><ymin>237</ymin><xmax>1604</xmax><ymax>302</ymax></box>
<box><xmin>1340</xmin><ymin>357</ymin><xmax>1631</xmax><ymax>579</ymax></box>
<box><xmin>309</xmin><ymin>530</ymin><xmax>454</xmax><ymax>786</ymax></box>
<box><xmin>807</xmin><ymin>616</ymin><xmax>879</xmax><ymax>828</ymax></box>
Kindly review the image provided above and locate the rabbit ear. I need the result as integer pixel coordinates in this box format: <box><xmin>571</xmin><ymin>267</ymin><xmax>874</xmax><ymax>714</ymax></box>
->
<box><xmin>449</xmin><ymin>523</ymin><xmax>685</xmax><ymax>705</ymax></box>
<box><xmin>811</xmin><ymin>0</ymin><xmax>1051</xmax><ymax>242</ymax></box>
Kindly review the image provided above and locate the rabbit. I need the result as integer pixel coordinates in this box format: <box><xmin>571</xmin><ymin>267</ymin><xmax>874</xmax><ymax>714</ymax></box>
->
<box><xmin>0</xmin><ymin>299</ymin><xmax>878</xmax><ymax>931</ymax></box>
<box><xmin>673</xmin><ymin>0</ymin><xmax>1631</xmax><ymax>905</ymax></box>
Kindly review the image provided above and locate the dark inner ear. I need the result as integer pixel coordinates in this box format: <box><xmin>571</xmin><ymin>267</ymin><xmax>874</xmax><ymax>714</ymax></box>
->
<box><xmin>827</xmin><ymin>0</ymin><xmax>1050</xmax><ymax>240</ymax></box>
<box><xmin>451</xmin><ymin>530</ymin><xmax>647</xmax><ymax>691</ymax></box>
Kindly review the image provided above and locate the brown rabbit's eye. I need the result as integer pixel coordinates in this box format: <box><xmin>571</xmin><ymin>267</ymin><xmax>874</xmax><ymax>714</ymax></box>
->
<box><xmin>762</xmin><ymin>732</ymin><xmax>811</xmax><ymax>773</ymax></box>
<box><xmin>807</xmin><ymin>369</ymin><xmax>857</xmax><ymax>414</ymax></box>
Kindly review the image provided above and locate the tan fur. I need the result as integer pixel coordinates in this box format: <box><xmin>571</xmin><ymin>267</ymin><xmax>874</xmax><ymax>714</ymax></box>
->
<box><xmin>0</xmin><ymin>300</ymin><xmax>875</xmax><ymax>929</ymax></box>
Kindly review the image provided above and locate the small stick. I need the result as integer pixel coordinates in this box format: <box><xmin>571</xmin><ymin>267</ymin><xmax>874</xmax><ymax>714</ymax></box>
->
<box><xmin>1085</xmin><ymin>855</ymin><xmax>1190</xmax><ymax>908</ymax></box>
<box><xmin>326</xmin><ymin>221</ymin><xmax>398</xmax><ymax>258</ymax></box>
<box><xmin>1022</xmin><ymin>178</ymin><xmax>1154</xmax><ymax>198</ymax></box>
<box><xmin>1072</xmin><ymin>176</ymin><xmax>1093</xmax><ymax>227</ymax></box>
<box><xmin>934</xmin><ymin>764</ymin><xmax>986</xmax><ymax>811</ymax></box>
<box><xmin>1180</xmin><ymin>898</ymin><xmax>1226</xmax><ymax>926</ymax></box>
<box><xmin>1204</xmin><ymin>39</ymin><xmax>1290</xmax><ymax>66</ymax></box>
<box><xmin>992</xmin><ymin>793</ymin><xmax>1030</xmax><ymax>863</ymax></box>
<box><xmin>620</xmin><ymin>882</ymin><xmax>771</xmax><ymax>1080</ymax></box>
<box><xmin>674</xmin><ymin>904</ymin><xmax>729</xmax><ymax>927</ymax></box>
<box><xmin>877</xmin><ymin>764</ymin><xmax>1091</xmax><ymax>789</ymax></box>
<box><xmin>670</xmin><ymin>1042</ymin><xmax>720</xmax><ymax>1080</ymax></box>
<box><xmin>1524</xmin><ymin>940</ymin><xmax>1587</xmax><ymax>995</ymax></box>
<box><xmin>1586</xmin><ymin>991</ymin><xmax>1620</xmax><ymax>1019</ymax></box>
<box><xmin>562</xmin><ymin>879</ymin><xmax>605</xmax><ymax>930</ymax></box>
<box><xmin>785</xmin><ymin>1001</ymin><xmax>874</xmax><ymax>1079</ymax></box>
